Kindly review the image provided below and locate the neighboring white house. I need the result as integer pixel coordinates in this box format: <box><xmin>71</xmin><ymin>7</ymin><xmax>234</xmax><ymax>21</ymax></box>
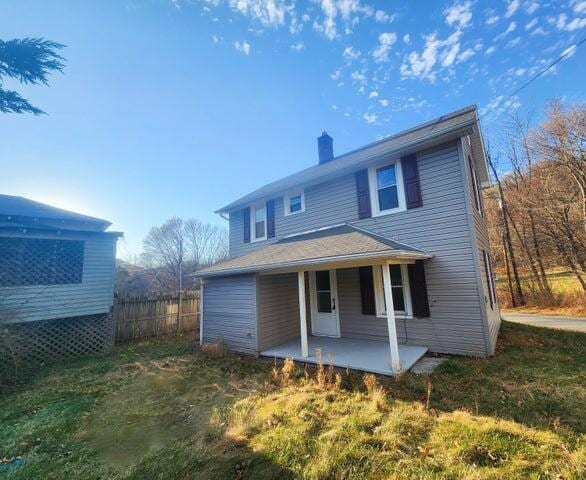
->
<box><xmin>0</xmin><ymin>195</ymin><xmax>121</xmax><ymax>370</ymax></box>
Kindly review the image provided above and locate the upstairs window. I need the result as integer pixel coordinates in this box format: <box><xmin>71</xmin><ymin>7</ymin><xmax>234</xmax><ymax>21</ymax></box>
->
<box><xmin>368</xmin><ymin>160</ymin><xmax>406</xmax><ymax>217</ymax></box>
<box><xmin>372</xmin><ymin>264</ymin><xmax>412</xmax><ymax>317</ymax></box>
<box><xmin>251</xmin><ymin>204</ymin><xmax>267</xmax><ymax>241</ymax></box>
<box><xmin>468</xmin><ymin>155</ymin><xmax>483</xmax><ymax>216</ymax></box>
<box><xmin>284</xmin><ymin>190</ymin><xmax>305</xmax><ymax>216</ymax></box>
<box><xmin>0</xmin><ymin>237</ymin><xmax>84</xmax><ymax>287</ymax></box>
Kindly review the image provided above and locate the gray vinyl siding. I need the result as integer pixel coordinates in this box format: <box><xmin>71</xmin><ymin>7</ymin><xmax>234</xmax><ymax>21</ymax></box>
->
<box><xmin>202</xmin><ymin>274</ymin><xmax>257</xmax><ymax>354</ymax></box>
<box><xmin>228</xmin><ymin>141</ymin><xmax>490</xmax><ymax>356</ymax></box>
<box><xmin>463</xmin><ymin>138</ymin><xmax>501</xmax><ymax>354</ymax></box>
<box><xmin>0</xmin><ymin>231</ymin><xmax>117</xmax><ymax>323</ymax></box>
<box><xmin>257</xmin><ymin>273</ymin><xmax>301</xmax><ymax>350</ymax></box>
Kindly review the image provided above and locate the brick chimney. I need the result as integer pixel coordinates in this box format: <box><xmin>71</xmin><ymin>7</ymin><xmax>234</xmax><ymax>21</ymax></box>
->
<box><xmin>317</xmin><ymin>131</ymin><xmax>334</xmax><ymax>164</ymax></box>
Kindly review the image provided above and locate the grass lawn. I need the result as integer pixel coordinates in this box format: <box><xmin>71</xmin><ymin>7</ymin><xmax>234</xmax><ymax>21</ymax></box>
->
<box><xmin>497</xmin><ymin>270</ymin><xmax>586</xmax><ymax>316</ymax></box>
<box><xmin>1</xmin><ymin>321</ymin><xmax>585</xmax><ymax>479</ymax></box>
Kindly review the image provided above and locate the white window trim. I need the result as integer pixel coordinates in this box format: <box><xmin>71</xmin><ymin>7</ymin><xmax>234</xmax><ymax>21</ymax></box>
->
<box><xmin>284</xmin><ymin>190</ymin><xmax>306</xmax><ymax>216</ymax></box>
<box><xmin>373</xmin><ymin>264</ymin><xmax>413</xmax><ymax>318</ymax></box>
<box><xmin>250</xmin><ymin>203</ymin><xmax>267</xmax><ymax>242</ymax></box>
<box><xmin>368</xmin><ymin>158</ymin><xmax>407</xmax><ymax>217</ymax></box>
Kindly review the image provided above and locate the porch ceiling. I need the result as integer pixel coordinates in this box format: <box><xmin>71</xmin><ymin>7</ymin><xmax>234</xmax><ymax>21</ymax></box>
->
<box><xmin>195</xmin><ymin>224</ymin><xmax>432</xmax><ymax>278</ymax></box>
<box><xmin>260</xmin><ymin>337</ymin><xmax>428</xmax><ymax>376</ymax></box>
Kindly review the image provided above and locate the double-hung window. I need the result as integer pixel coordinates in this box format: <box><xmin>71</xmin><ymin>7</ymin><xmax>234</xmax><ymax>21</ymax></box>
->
<box><xmin>284</xmin><ymin>190</ymin><xmax>305</xmax><ymax>216</ymax></box>
<box><xmin>368</xmin><ymin>159</ymin><xmax>406</xmax><ymax>216</ymax></box>
<box><xmin>372</xmin><ymin>264</ymin><xmax>412</xmax><ymax>317</ymax></box>
<box><xmin>251</xmin><ymin>204</ymin><xmax>267</xmax><ymax>241</ymax></box>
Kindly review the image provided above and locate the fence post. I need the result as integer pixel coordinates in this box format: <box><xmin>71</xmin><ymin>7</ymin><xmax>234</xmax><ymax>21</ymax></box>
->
<box><xmin>177</xmin><ymin>289</ymin><xmax>183</xmax><ymax>335</ymax></box>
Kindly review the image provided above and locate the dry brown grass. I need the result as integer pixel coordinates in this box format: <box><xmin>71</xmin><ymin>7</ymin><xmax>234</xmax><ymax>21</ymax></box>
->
<box><xmin>200</xmin><ymin>340</ymin><xmax>228</xmax><ymax>358</ymax></box>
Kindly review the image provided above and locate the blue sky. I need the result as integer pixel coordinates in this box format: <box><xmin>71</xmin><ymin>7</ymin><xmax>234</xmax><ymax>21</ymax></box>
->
<box><xmin>1</xmin><ymin>0</ymin><xmax>584</xmax><ymax>257</ymax></box>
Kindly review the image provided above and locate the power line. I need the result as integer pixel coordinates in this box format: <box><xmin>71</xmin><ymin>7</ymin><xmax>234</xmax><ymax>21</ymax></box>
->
<box><xmin>479</xmin><ymin>38</ymin><xmax>586</xmax><ymax>121</ymax></box>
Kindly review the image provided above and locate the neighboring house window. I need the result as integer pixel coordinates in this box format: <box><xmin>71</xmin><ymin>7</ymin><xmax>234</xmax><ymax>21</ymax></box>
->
<box><xmin>368</xmin><ymin>160</ymin><xmax>406</xmax><ymax>216</ymax></box>
<box><xmin>469</xmin><ymin>155</ymin><xmax>483</xmax><ymax>216</ymax></box>
<box><xmin>251</xmin><ymin>204</ymin><xmax>267</xmax><ymax>241</ymax></box>
<box><xmin>372</xmin><ymin>264</ymin><xmax>412</xmax><ymax>317</ymax></box>
<box><xmin>0</xmin><ymin>237</ymin><xmax>84</xmax><ymax>287</ymax></box>
<box><xmin>284</xmin><ymin>190</ymin><xmax>305</xmax><ymax>216</ymax></box>
<box><xmin>483</xmin><ymin>250</ymin><xmax>497</xmax><ymax>309</ymax></box>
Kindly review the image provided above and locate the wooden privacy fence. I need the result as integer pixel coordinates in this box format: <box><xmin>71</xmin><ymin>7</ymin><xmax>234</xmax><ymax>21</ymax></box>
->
<box><xmin>114</xmin><ymin>292</ymin><xmax>200</xmax><ymax>343</ymax></box>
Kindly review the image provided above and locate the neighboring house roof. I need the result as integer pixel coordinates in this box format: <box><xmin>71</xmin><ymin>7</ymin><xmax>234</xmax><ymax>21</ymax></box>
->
<box><xmin>195</xmin><ymin>224</ymin><xmax>432</xmax><ymax>277</ymax></box>
<box><xmin>217</xmin><ymin>105</ymin><xmax>488</xmax><ymax>214</ymax></box>
<box><xmin>0</xmin><ymin>195</ymin><xmax>112</xmax><ymax>232</ymax></box>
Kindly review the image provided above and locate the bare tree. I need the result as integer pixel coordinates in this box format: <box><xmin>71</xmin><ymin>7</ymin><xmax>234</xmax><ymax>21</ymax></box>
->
<box><xmin>140</xmin><ymin>217</ymin><xmax>228</xmax><ymax>293</ymax></box>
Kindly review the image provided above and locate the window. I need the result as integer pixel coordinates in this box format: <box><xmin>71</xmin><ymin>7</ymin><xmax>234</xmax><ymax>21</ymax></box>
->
<box><xmin>315</xmin><ymin>270</ymin><xmax>332</xmax><ymax>313</ymax></box>
<box><xmin>284</xmin><ymin>190</ymin><xmax>305</xmax><ymax>216</ymax></box>
<box><xmin>483</xmin><ymin>250</ymin><xmax>497</xmax><ymax>309</ymax></box>
<box><xmin>0</xmin><ymin>237</ymin><xmax>84</xmax><ymax>287</ymax></box>
<box><xmin>373</xmin><ymin>264</ymin><xmax>412</xmax><ymax>317</ymax></box>
<box><xmin>469</xmin><ymin>155</ymin><xmax>483</xmax><ymax>216</ymax></box>
<box><xmin>368</xmin><ymin>160</ymin><xmax>406</xmax><ymax>216</ymax></box>
<box><xmin>251</xmin><ymin>204</ymin><xmax>267</xmax><ymax>241</ymax></box>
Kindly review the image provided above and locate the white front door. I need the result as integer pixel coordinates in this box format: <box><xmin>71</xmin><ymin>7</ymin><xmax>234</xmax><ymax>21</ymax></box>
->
<box><xmin>309</xmin><ymin>269</ymin><xmax>341</xmax><ymax>337</ymax></box>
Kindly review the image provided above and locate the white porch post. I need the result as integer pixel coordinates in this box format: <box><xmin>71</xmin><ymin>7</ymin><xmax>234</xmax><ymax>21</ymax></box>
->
<box><xmin>297</xmin><ymin>271</ymin><xmax>309</xmax><ymax>358</ymax></box>
<box><xmin>382</xmin><ymin>263</ymin><xmax>401</xmax><ymax>372</ymax></box>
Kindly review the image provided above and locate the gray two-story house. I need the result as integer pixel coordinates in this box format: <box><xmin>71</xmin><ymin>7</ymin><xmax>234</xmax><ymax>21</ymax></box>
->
<box><xmin>195</xmin><ymin>105</ymin><xmax>500</xmax><ymax>375</ymax></box>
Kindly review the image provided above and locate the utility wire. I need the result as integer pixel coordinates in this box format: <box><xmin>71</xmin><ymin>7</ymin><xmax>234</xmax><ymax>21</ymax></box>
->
<box><xmin>479</xmin><ymin>38</ymin><xmax>586</xmax><ymax>121</ymax></box>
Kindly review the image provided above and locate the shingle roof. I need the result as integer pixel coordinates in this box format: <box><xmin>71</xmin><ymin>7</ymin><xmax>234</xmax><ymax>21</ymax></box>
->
<box><xmin>0</xmin><ymin>195</ymin><xmax>111</xmax><ymax>231</ymax></box>
<box><xmin>217</xmin><ymin>105</ymin><xmax>487</xmax><ymax>213</ymax></box>
<box><xmin>195</xmin><ymin>224</ymin><xmax>432</xmax><ymax>277</ymax></box>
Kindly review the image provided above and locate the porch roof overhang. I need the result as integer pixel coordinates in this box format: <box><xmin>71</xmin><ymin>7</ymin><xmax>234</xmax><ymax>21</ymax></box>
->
<box><xmin>194</xmin><ymin>224</ymin><xmax>432</xmax><ymax>278</ymax></box>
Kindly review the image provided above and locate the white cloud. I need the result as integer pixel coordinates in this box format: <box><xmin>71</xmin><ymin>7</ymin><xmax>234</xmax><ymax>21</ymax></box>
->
<box><xmin>302</xmin><ymin>13</ymin><xmax>310</xmax><ymax>22</ymax></box>
<box><xmin>443</xmin><ymin>1</ymin><xmax>473</xmax><ymax>29</ymax></box>
<box><xmin>372</xmin><ymin>32</ymin><xmax>397</xmax><ymax>63</ymax></box>
<box><xmin>556</xmin><ymin>13</ymin><xmax>586</xmax><ymax>31</ymax></box>
<box><xmin>486</xmin><ymin>15</ymin><xmax>500</xmax><ymax>25</ymax></box>
<box><xmin>531</xmin><ymin>26</ymin><xmax>546</xmax><ymax>35</ymax></box>
<box><xmin>331</xmin><ymin>104</ymin><xmax>338</xmax><ymax>110</ymax></box>
<box><xmin>374</xmin><ymin>10</ymin><xmax>392</xmax><ymax>22</ymax></box>
<box><xmin>212</xmin><ymin>35</ymin><xmax>222</xmax><ymax>43</ymax></box>
<box><xmin>313</xmin><ymin>0</ymin><xmax>373</xmax><ymax>40</ymax></box>
<box><xmin>350</xmin><ymin>70</ymin><xmax>367</xmax><ymax>86</ymax></box>
<box><xmin>401</xmin><ymin>33</ymin><xmax>442</xmax><ymax>81</ymax></box>
<box><xmin>290</xmin><ymin>41</ymin><xmax>305</xmax><ymax>52</ymax></box>
<box><xmin>504</xmin><ymin>0</ymin><xmax>520</xmax><ymax>18</ymax></box>
<box><xmin>233</xmin><ymin>40</ymin><xmax>251</xmax><ymax>55</ymax></box>
<box><xmin>495</xmin><ymin>21</ymin><xmax>517</xmax><ymax>40</ymax></box>
<box><xmin>458</xmin><ymin>48</ymin><xmax>475</xmax><ymax>62</ymax></box>
<box><xmin>441</xmin><ymin>40</ymin><xmax>460</xmax><ymax>67</ymax></box>
<box><xmin>379</xmin><ymin>99</ymin><xmax>389</xmax><ymax>107</ymax></box>
<box><xmin>229</xmin><ymin>0</ymin><xmax>288</xmax><ymax>27</ymax></box>
<box><xmin>368</xmin><ymin>91</ymin><xmax>379</xmax><ymax>98</ymax></box>
<box><xmin>403</xmin><ymin>33</ymin><xmax>411</xmax><ymax>44</ymax></box>
<box><xmin>343</xmin><ymin>45</ymin><xmax>361</xmax><ymax>61</ymax></box>
<box><xmin>526</xmin><ymin>2</ymin><xmax>540</xmax><ymax>14</ymax></box>
<box><xmin>363</xmin><ymin>112</ymin><xmax>378</xmax><ymax>124</ymax></box>
<box><xmin>525</xmin><ymin>18</ymin><xmax>538</xmax><ymax>30</ymax></box>
<box><xmin>481</xmin><ymin>95</ymin><xmax>521</xmax><ymax>116</ymax></box>
<box><xmin>330</xmin><ymin>69</ymin><xmax>341</xmax><ymax>80</ymax></box>
<box><xmin>572</xmin><ymin>0</ymin><xmax>586</xmax><ymax>14</ymax></box>
<box><xmin>506</xmin><ymin>36</ymin><xmax>521</xmax><ymax>47</ymax></box>
<box><xmin>562</xmin><ymin>44</ymin><xmax>577</xmax><ymax>59</ymax></box>
<box><xmin>485</xmin><ymin>45</ymin><xmax>497</xmax><ymax>54</ymax></box>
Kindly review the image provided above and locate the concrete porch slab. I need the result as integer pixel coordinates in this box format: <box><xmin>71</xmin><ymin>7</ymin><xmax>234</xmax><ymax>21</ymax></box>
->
<box><xmin>260</xmin><ymin>336</ymin><xmax>427</xmax><ymax>376</ymax></box>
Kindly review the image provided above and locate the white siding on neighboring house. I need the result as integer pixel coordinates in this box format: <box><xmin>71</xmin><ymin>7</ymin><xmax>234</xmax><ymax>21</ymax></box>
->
<box><xmin>0</xmin><ymin>230</ymin><xmax>117</xmax><ymax>323</ymax></box>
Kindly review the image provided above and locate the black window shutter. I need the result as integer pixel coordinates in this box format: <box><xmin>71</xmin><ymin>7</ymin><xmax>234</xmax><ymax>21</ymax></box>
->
<box><xmin>408</xmin><ymin>260</ymin><xmax>430</xmax><ymax>318</ymax></box>
<box><xmin>483</xmin><ymin>250</ymin><xmax>494</xmax><ymax>309</ymax></box>
<box><xmin>355</xmin><ymin>169</ymin><xmax>371</xmax><ymax>219</ymax></box>
<box><xmin>358</xmin><ymin>266</ymin><xmax>376</xmax><ymax>315</ymax></box>
<box><xmin>402</xmin><ymin>154</ymin><xmax>423</xmax><ymax>209</ymax></box>
<box><xmin>243</xmin><ymin>207</ymin><xmax>250</xmax><ymax>243</ymax></box>
<box><xmin>266</xmin><ymin>199</ymin><xmax>275</xmax><ymax>238</ymax></box>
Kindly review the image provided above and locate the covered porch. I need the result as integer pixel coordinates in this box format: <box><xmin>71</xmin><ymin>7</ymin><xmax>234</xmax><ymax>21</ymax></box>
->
<box><xmin>197</xmin><ymin>224</ymin><xmax>434</xmax><ymax>375</ymax></box>
<box><xmin>261</xmin><ymin>336</ymin><xmax>427</xmax><ymax>376</ymax></box>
